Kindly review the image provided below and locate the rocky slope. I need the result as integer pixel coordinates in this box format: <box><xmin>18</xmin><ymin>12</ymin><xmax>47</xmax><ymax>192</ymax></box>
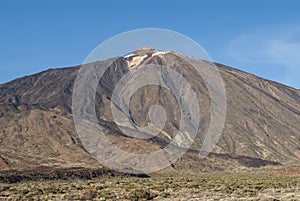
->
<box><xmin>0</xmin><ymin>47</ymin><xmax>299</xmax><ymax>171</ymax></box>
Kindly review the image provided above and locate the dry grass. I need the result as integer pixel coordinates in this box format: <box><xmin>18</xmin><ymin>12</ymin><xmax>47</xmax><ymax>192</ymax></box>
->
<box><xmin>0</xmin><ymin>169</ymin><xmax>299</xmax><ymax>200</ymax></box>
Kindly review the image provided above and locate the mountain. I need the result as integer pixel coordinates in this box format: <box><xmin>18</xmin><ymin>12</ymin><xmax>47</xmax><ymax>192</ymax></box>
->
<box><xmin>0</xmin><ymin>47</ymin><xmax>300</xmax><ymax>172</ymax></box>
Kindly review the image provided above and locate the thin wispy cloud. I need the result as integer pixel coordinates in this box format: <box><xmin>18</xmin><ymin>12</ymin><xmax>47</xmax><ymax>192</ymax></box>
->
<box><xmin>228</xmin><ymin>25</ymin><xmax>300</xmax><ymax>88</ymax></box>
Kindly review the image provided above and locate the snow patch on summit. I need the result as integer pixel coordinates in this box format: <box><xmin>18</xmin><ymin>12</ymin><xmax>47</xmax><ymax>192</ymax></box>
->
<box><xmin>124</xmin><ymin>49</ymin><xmax>169</xmax><ymax>68</ymax></box>
<box><xmin>125</xmin><ymin>54</ymin><xmax>148</xmax><ymax>68</ymax></box>
<box><xmin>152</xmin><ymin>51</ymin><xmax>169</xmax><ymax>57</ymax></box>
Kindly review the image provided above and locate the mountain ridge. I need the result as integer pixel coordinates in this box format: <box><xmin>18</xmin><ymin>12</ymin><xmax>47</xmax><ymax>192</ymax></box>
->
<box><xmin>0</xmin><ymin>49</ymin><xmax>300</xmax><ymax>172</ymax></box>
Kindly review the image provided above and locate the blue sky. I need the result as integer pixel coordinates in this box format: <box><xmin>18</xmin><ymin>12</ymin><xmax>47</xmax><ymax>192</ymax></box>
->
<box><xmin>1</xmin><ymin>0</ymin><xmax>300</xmax><ymax>88</ymax></box>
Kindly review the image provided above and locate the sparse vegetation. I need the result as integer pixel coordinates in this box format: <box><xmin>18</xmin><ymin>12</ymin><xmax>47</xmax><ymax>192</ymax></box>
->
<box><xmin>0</xmin><ymin>169</ymin><xmax>299</xmax><ymax>200</ymax></box>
